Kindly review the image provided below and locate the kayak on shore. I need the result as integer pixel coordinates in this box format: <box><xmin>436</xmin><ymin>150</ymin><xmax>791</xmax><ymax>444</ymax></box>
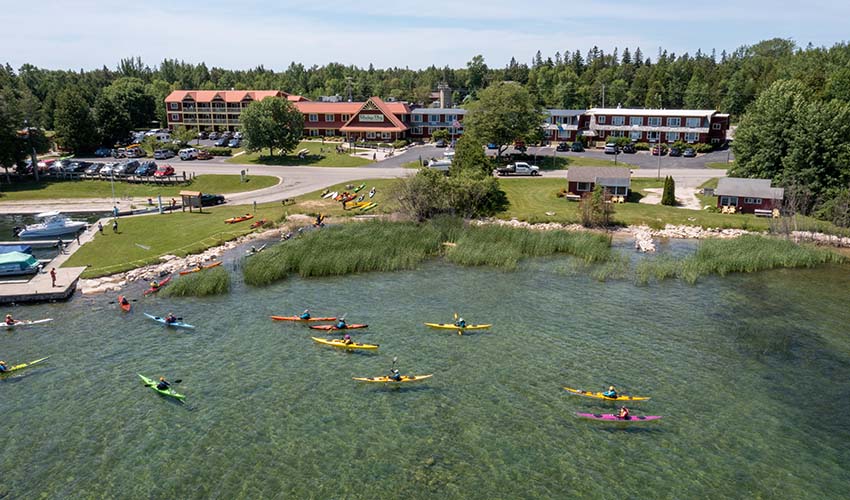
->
<box><xmin>311</xmin><ymin>337</ymin><xmax>378</xmax><ymax>350</ymax></box>
<box><xmin>309</xmin><ymin>324</ymin><xmax>368</xmax><ymax>331</ymax></box>
<box><xmin>250</xmin><ymin>218</ymin><xmax>267</xmax><ymax>229</ymax></box>
<box><xmin>144</xmin><ymin>313</ymin><xmax>195</xmax><ymax>329</ymax></box>
<box><xmin>246</xmin><ymin>244</ymin><xmax>267</xmax><ymax>256</ymax></box>
<box><xmin>353</xmin><ymin>374</ymin><xmax>433</xmax><ymax>383</ymax></box>
<box><xmin>178</xmin><ymin>261</ymin><xmax>222</xmax><ymax>275</ymax></box>
<box><xmin>143</xmin><ymin>276</ymin><xmax>171</xmax><ymax>296</ymax></box>
<box><xmin>1</xmin><ymin>356</ymin><xmax>49</xmax><ymax>374</ymax></box>
<box><xmin>576</xmin><ymin>412</ymin><xmax>662</xmax><ymax>422</ymax></box>
<box><xmin>3</xmin><ymin>318</ymin><xmax>53</xmax><ymax>329</ymax></box>
<box><xmin>563</xmin><ymin>387</ymin><xmax>651</xmax><ymax>402</ymax></box>
<box><xmin>225</xmin><ymin>214</ymin><xmax>254</xmax><ymax>224</ymax></box>
<box><xmin>271</xmin><ymin>315</ymin><xmax>337</xmax><ymax>322</ymax></box>
<box><xmin>138</xmin><ymin>374</ymin><xmax>185</xmax><ymax>401</ymax></box>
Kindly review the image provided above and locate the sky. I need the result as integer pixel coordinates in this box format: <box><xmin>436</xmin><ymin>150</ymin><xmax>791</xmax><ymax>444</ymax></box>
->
<box><xmin>3</xmin><ymin>0</ymin><xmax>848</xmax><ymax>71</ymax></box>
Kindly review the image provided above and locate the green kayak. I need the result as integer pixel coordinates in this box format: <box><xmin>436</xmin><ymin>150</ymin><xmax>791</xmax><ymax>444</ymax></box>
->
<box><xmin>138</xmin><ymin>374</ymin><xmax>185</xmax><ymax>401</ymax></box>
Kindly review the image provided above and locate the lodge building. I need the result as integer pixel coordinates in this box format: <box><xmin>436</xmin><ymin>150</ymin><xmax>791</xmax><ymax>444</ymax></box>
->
<box><xmin>165</xmin><ymin>90</ymin><xmax>730</xmax><ymax>145</ymax></box>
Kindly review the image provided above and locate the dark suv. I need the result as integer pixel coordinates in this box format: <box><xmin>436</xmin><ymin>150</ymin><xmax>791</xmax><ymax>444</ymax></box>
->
<box><xmin>622</xmin><ymin>143</ymin><xmax>636</xmax><ymax>154</ymax></box>
<box><xmin>556</xmin><ymin>142</ymin><xmax>568</xmax><ymax>152</ymax></box>
<box><xmin>201</xmin><ymin>194</ymin><xmax>226</xmax><ymax>206</ymax></box>
<box><xmin>570</xmin><ymin>142</ymin><xmax>584</xmax><ymax>152</ymax></box>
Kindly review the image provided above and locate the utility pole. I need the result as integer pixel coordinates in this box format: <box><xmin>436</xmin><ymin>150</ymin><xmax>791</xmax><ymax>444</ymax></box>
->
<box><xmin>602</xmin><ymin>84</ymin><xmax>606</xmax><ymax>108</ymax></box>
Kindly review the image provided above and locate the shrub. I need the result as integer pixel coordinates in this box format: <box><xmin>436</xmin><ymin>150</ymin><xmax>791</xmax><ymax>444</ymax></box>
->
<box><xmin>163</xmin><ymin>267</ymin><xmax>230</xmax><ymax>296</ymax></box>
<box><xmin>392</xmin><ymin>139</ymin><xmax>409</xmax><ymax>149</ymax></box>
<box><xmin>206</xmin><ymin>147</ymin><xmax>232</xmax><ymax>156</ymax></box>
<box><xmin>634</xmin><ymin>142</ymin><xmax>651</xmax><ymax>151</ymax></box>
<box><xmin>605</xmin><ymin>136</ymin><xmax>632</xmax><ymax>147</ymax></box>
<box><xmin>692</xmin><ymin>143</ymin><xmax>714</xmax><ymax>153</ymax></box>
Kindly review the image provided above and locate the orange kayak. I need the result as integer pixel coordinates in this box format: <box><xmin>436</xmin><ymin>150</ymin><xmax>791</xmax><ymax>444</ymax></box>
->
<box><xmin>225</xmin><ymin>214</ymin><xmax>254</xmax><ymax>224</ymax></box>
<box><xmin>118</xmin><ymin>295</ymin><xmax>131</xmax><ymax>312</ymax></box>
<box><xmin>178</xmin><ymin>261</ymin><xmax>222</xmax><ymax>275</ymax></box>
<box><xmin>250</xmin><ymin>218</ymin><xmax>267</xmax><ymax>228</ymax></box>
<box><xmin>271</xmin><ymin>315</ymin><xmax>337</xmax><ymax>322</ymax></box>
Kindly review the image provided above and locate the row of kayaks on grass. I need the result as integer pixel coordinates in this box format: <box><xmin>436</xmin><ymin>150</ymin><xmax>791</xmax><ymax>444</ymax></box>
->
<box><xmin>225</xmin><ymin>214</ymin><xmax>254</xmax><ymax>224</ymax></box>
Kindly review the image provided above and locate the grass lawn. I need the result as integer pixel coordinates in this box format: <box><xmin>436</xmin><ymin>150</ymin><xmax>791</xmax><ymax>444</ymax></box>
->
<box><xmin>517</xmin><ymin>155</ymin><xmax>630</xmax><ymax>170</ymax></box>
<box><xmin>401</xmin><ymin>160</ymin><xmax>422</xmax><ymax>169</ymax></box>
<box><xmin>225</xmin><ymin>140</ymin><xmax>373</xmax><ymax>167</ymax></box>
<box><xmin>706</xmin><ymin>161</ymin><xmax>733</xmax><ymax>169</ymax></box>
<box><xmin>63</xmin><ymin>178</ymin><xmax>400</xmax><ymax>277</ymax></box>
<box><xmin>0</xmin><ymin>175</ymin><xmax>279</xmax><ymax>201</ymax></box>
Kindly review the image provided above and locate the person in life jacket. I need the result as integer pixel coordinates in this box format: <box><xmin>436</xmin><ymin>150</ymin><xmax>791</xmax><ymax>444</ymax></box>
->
<box><xmin>299</xmin><ymin>309</ymin><xmax>311</xmax><ymax>320</ymax></box>
<box><xmin>342</xmin><ymin>334</ymin><xmax>353</xmax><ymax>345</ymax></box>
<box><xmin>165</xmin><ymin>313</ymin><xmax>177</xmax><ymax>324</ymax></box>
<box><xmin>603</xmin><ymin>386</ymin><xmax>618</xmax><ymax>399</ymax></box>
<box><xmin>4</xmin><ymin>314</ymin><xmax>15</xmax><ymax>326</ymax></box>
<box><xmin>156</xmin><ymin>377</ymin><xmax>171</xmax><ymax>391</ymax></box>
<box><xmin>618</xmin><ymin>407</ymin><xmax>630</xmax><ymax>419</ymax></box>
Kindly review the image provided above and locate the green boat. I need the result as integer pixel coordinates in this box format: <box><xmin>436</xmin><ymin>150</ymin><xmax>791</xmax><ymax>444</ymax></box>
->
<box><xmin>138</xmin><ymin>374</ymin><xmax>185</xmax><ymax>401</ymax></box>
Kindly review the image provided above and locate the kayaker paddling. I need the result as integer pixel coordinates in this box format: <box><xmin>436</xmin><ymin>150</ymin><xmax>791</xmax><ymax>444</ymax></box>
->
<box><xmin>618</xmin><ymin>407</ymin><xmax>630</xmax><ymax>420</ymax></box>
<box><xmin>335</xmin><ymin>317</ymin><xmax>348</xmax><ymax>330</ymax></box>
<box><xmin>151</xmin><ymin>280</ymin><xmax>160</xmax><ymax>290</ymax></box>
<box><xmin>4</xmin><ymin>314</ymin><xmax>15</xmax><ymax>326</ymax></box>
<box><xmin>165</xmin><ymin>313</ymin><xmax>178</xmax><ymax>325</ymax></box>
<box><xmin>299</xmin><ymin>309</ymin><xmax>311</xmax><ymax>320</ymax></box>
<box><xmin>156</xmin><ymin>377</ymin><xmax>171</xmax><ymax>391</ymax></box>
<box><xmin>454</xmin><ymin>317</ymin><xmax>466</xmax><ymax>328</ymax></box>
<box><xmin>0</xmin><ymin>360</ymin><xmax>9</xmax><ymax>372</ymax></box>
<box><xmin>342</xmin><ymin>334</ymin><xmax>353</xmax><ymax>345</ymax></box>
<box><xmin>120</xmin><ymin>296</ymin><xmax>130</xmax><ymax>307</ymax></box>
<box><xmin>603</xmin><ymin>386</ymin><xmax>618</xmax><ymax>399</ymax></box>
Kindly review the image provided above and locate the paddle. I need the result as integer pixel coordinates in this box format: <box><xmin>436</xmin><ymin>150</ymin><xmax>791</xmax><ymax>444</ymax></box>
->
<box><xmin>454</xmin><ymin>312</ymin><xmax>463</xmax><ymax>336</ymax></box>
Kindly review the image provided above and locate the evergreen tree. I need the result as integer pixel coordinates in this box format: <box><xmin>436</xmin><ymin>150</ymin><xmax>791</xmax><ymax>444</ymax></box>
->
<box><xmin>54</xmin><ymin>87</ymin><xmax>98</xmax><ymax>153</ymax></box>
<box><xmin>661</xmin><ymin>176</ymin><xmax>677</xmax><ymax>206</ymax></box>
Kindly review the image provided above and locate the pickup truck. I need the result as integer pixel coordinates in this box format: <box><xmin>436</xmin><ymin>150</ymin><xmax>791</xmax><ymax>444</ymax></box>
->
<box><xmin>495</xmin><ymin>162</ymin><xmax>540</xmax><ymax>176</ymax></box>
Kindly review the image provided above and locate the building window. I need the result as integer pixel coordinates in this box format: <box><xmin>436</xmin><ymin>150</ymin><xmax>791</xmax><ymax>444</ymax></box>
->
<box><xmin>326</xmin><ymin>129</ymin><xmax>334</xmax><ymax>136</ymax></box>
<box><xmin>429</xmin><ymin>115</ymin><xmax>439</xmax><ymax>124</ymax></box>
<box><xmin>744</xmin><ymin>198</ymin><xmax>763</xmax><ymax>205</ymax></box>
<box><xmin>381</xmin><ymin>132</ymin><xmax>391</xmax><ymax>139</ymax></box>
<box><xmin>413</xmin><ymin>127</ymin><xmax>423</xmax><ymax>135</ymax></box>
<box><xmin>685</xmin><ymin>132</ymin><xmax>699</xmax><ymax>143</ymax></box>
<box><xmin>647</xmin><ymin>117</ymin><xmax>661</xmax><ymax>127</ymax></box>
<box><xmin>412</xmin><ymin>114</ymin><xmax>422</xmax><ymax>123</ymax></box>
<box><xmin>170</xmin><ymin>113</ymin><xmax>179</xmax><ymax>121</ymax></box>
<box><xmin>667</xmin><ymin>132</ymin><xmax>680</xmax><ymax>142</ymax></box>
<box><xmin>629</xmin><ymin>116</ymin><xmax>642</xmax><ymax>126</ymax></box>
<box><xmin>447</xmin><ymin>114</ymin><xmax>456</xmax><ymax>122</ymax></box>
<box><xmin>309</xmin><ymin>114</ymin><xmax>318</xmax><ymax>122</ymax></box>
<box><xmin>609</xmin><ymin>186</ymin><xmax>628</xmax><ymax>196</ymax></box>
<box><xmin>647</xmin><ymin>131</ymin><xmax>660</xmax><ymax>141</ymax></box>
<box><xmin>720</xmin><ymin>196</ymin><xmax>738</xmax><ymax>206</ymax></box>
<box><xmin>366</xmin><ymin>132</ymin><xmax>376</xmax><ymax>139</ymax></box>
<box><xmin>169</xmin><ymin>103</ymin><xmax>178</xmax><ymax>110</ymax></box>
<box><xmin>712</xmin><ymin>123</ymin><xmax>722</xmax><ymax>130</ymax></box>
<box><xmin>667</xmin><ymin>117</ymin><xmax>681</xmax><ymax>127</ymax></box>
<box><xmin>612</xmin><ymin>116</ymin><xmax>625</xmax><ymax>126</ymax></box>
<box><xmin>558</xmin><ymin>130</ymin><xmax>570</xmax><ymax>139</ymax></box>
<box><xmin>577</xmin><ymin>182</ymin><xmax>591</xmax><ymax>192</ymax></box>
<box><xmin>597</xmin><ymin>116</ymin><xmax>606</xmax><ymax>124</ymax></box>
<box><xmin>686</xmin><ymin>117</ymin><xmax>701</xmax><ymax>128</ymax></box>
<box><xmin>325</xmin><ymin>114</ymin><xmax>335</xmax><ymax>122</ymax></box>
<box><xmin>630</xmin><ymin>131</ymin><xmax>642</xmax><ymax>141</ymax></box>
<box><xmin>341</xmin><ymin>114</ymin><xmax>350</xmax><ymax>122</ymax></box>
<box><xmin>711</xmin><ymin>138</ymin><xmax>720</xmax><ymax>144</ymax></box>
<box><xmin>309</xmin><ymin>129</ymin><xmax>318</xmax><ymax>136</ymax></box>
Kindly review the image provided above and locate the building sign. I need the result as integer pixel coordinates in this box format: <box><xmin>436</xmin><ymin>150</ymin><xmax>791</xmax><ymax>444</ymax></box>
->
<box><xmin>359</xmin><ymin>114</ymin><xmax>385</xmax><ymax>123</ymax></box>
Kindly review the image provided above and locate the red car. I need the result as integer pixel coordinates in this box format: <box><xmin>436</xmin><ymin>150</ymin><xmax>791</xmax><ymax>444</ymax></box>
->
<box><xmin>196</xmin><ymin>150</ymin><xmax>213</xmax><ymax>160</ymax></box>
<box><xmin>154</xmin><ymin>164</ymin><xmax>175</xmax><ymax>177</ymax></box>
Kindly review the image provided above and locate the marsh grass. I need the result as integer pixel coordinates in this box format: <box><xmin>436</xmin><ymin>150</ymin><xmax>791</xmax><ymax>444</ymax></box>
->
<box><xmin>163</xmin><ymin>267</ymin><xmax>231</xmax><ymax>296</ymax></box>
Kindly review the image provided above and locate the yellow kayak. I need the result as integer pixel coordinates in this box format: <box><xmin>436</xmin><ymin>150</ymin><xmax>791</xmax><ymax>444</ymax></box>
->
<box><xmin>424</xmin><ymin>322</ymin><xmax>492</xmax><ymax>335</ymax></box>
<box><xmin>563</xmin><ymin>387</ymin><xmax>651</xmax><ymax>402</ymax></box>
<box><xmin>311</xmin><ymin>337</ymin><xmax>378</xmax><ymax>350</ymax></box>
<box><xmin>353</xmin><ymin>374</ymin><xmax>433</xmax><ymax>383</ymax></box>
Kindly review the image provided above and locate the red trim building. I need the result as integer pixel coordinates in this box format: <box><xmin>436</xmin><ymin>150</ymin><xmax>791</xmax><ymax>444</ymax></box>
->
<box><xmin>583</xmin><ymin>108</ymin><xmax>730</xmax><ymax>145</ymax></box>
<box><xmin>715</xmin><ymin>178</ymin><xmax>784</xmax><ymax>214</ymax></box>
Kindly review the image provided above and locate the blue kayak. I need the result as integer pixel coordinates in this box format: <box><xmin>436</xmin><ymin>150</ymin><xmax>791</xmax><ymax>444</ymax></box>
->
<box><xmin>144</xmin><ymin>313</ymin><xmax>195</xmax><ymax>329</ymax></box>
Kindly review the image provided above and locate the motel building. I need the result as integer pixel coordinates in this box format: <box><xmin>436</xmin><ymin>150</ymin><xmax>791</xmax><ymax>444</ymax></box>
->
<box><xmin>165</xmin><ymin>90</ymin><xmax>729</xmax><ymax>146</ymax></box>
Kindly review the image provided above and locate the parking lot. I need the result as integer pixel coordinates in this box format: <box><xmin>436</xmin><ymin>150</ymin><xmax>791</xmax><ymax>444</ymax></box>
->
<box><xmin>486</xmin><ymin>145</ymin><xmax>732</xmax><ymax>169</ymax></box>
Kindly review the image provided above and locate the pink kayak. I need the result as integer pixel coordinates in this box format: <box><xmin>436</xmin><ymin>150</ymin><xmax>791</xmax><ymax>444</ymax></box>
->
<box><xmin>577</xmin><ymin>412</ymin><xmax>662</xmax><ymax>422</ymax></box>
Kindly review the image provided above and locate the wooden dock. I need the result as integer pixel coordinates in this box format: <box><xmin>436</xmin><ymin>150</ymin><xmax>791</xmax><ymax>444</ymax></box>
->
<box><xmin>0</xmin><ymin>266</ymin><xmax>85</xmax><ymax>304</ymax></box>
<box><xmin>0</xmin><ymin>240</ymin><xmax>62</xmax><ymax>248</ymax></box>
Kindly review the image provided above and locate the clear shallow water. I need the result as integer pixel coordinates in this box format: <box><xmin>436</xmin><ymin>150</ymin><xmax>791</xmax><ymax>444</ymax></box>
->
<box><xmin>2</xmin><ymin>243</ymin><xmax>850</xmax><ymax>498</ymax></box>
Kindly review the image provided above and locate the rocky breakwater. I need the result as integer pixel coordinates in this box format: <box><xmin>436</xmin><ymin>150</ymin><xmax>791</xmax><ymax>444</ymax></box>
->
<box><xmin>78</xmin><ymin>227</ymin><xmax>282</xmax><ymax>295</ymax></box>
<box><xmin>473</xmin><ymin>218</ymin><xmax>586</xmax><ymax>232</ymax></box>
<box><xmin>791</xmin><ymin>230</ymin><xmax>850</xmax><ymax>248</ymax></box>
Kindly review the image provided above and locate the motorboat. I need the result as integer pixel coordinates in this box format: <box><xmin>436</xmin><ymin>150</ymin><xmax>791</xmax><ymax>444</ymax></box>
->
<box><xmin>15</xmin><ymin>211</ymin><xmax>87</xmax><ymax>239</ymax></box>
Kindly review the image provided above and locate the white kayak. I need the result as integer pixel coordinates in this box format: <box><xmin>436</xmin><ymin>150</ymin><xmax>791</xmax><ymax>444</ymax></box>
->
<box><xmin>3</xmin><ymin>318</ymin><xmax>53</xmax><ymax>329</ymax></box>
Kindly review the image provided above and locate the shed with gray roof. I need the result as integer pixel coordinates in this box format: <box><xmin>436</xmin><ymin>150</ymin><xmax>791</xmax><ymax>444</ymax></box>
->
<box><xmin>715</xmin><ymin>177</ymin><xmax>784</xmax><ymax>213</ymax></box>
<box><xmin>567</xmin><ymin>167</ymin><xmax>631</xmax><ymax>198</ymax></box>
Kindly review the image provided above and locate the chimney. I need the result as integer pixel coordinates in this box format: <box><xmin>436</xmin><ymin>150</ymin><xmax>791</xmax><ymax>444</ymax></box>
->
<box><xmin>437</xmin><ymin>82</ymin><xmax>451</xmax><ymax>108</ymax></box>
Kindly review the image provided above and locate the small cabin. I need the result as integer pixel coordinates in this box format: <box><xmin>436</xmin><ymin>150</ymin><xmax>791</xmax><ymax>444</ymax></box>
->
<box><xmin>715</xmin><ymin>178</ymin><xmax>784</xmax><ymax>214</ymax></box>
<box><xmin>567</xmin><ymin>167</ymin><xmax>631</xmax><ymax>199</ymax></box>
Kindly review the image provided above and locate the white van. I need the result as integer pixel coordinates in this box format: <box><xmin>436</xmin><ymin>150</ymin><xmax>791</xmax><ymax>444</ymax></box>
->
<box><xmin>179</xmin><ymin>148</ymin><xmax>198</xmax><ymax>161</ymax></box>
<box><xmin>427</xmin><ymin>159</ymin><xmax>452</xmax><ymax>172</ymax></box>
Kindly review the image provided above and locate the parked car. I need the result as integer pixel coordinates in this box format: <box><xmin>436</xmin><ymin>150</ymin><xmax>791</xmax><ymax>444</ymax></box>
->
<box><xmin>196</xmin><ymin>150</ymin><xmax>213</xmax><ymax>160</ymax></box>
<box><xmin>603</xmin><ymin>143</ymin><xmax>619</xmax><ymax>154</ymax></box>
<box><xmin>72</xmin><ymin>161</ymin><xmax>93</xmax><ymax>172</ymax></box>
<box><xmin>220</xmin><ymin>131</ymin><xmax>232</xmax><ymax>140</ymax></box>
<box><xmin>486</xmin><ymin>143</ymin><xmax>498</xmax><ymax>150</ymax></box>
<box><xmin>233</xmin><ymin>131</ymin><xmax>242</xmax><ymax>140</ymax></box>
<box><xmin>178</xmin><ymin>148</ymin><xmax>198</xmax><ymax>161</ymax></box>
<box><xmin>135</xmin><ymin>161</ymin><xmax>158</xmax><ymax>176</ymax></box>
<box><xmin>669</xmin><ymin>147</ymin><xmax>682</xmax><ymax>157</ymax></box>
<box><xmin>49</xmin><ymin>159</ymin><xmax>71</xmax><ymax>173</ymax></box>
<box><xmin>214</xmin><ymin>137</ymin><xmax>229</xmax><ymax>147</ymax></box>
<box><xmin>622</xmin><ymin>143</ymin><xmax>636</xmax><ymax>154</ymax></box>
<box><xmin>227</xmin><ymin>138</ymin><xmax>241</xmax><ymax>148</ymax></box>
<box><xmin>570</xmin><ymin>142</ymin><xmax>584</xmax><ymax>152</ymax></box>
<box><xmin>154</xmin><ymin>149</ymin><xmax>175</xmax><ymax>160</ymax></box>
<box><xmin>208</xmin><ymin>131</ymin><xmax>220</xmax><ymax>140</ymax></box>
<box><xmin>556</xmin><ymin>142</ymin><xmax>568</xmax><ymax>152</ymax></box>
<box><xmin>154</xmin><ymin>165</ymin><xmax>175</xmax><ymax>177</ymax></box>
<box><xmin>495</xmin><ymin>162</ymin><xmax>540</xmax><ymax>176</ymax></box>
<box><xmin>84</xmin><ymin>162</ymin><xmax>104</xmax><ymax>175</ymax></box>
<box><xmin>117</xmin><ymin>160</ymin><xmax>141</xmax><ymax>175</ymax></box>
<box><xmin>125</xmin><ymin>147</ymin><xmax>145</xmax><ymax>158</ymax></box>
<box><xmin>94</xmin><ymin>147</ymin><xmax>112</xmax><ymax>157</ymax></box>
<box><xmin>651</xmin><ymin>145</ymin><xmax>667</xmax><ymax>156</ymax></box>
<box><xmin>201</xmin><ymin>193</ymin><xmax>226</xmax><ymax>206</ymax></box>
<box><xmin>100</xmin><ymin>162</ymin><xmax>119</xmax><ymax>177</ymax></box>
<box><xmin>683</xmin><ymin>147</ymin><xmax>696</xmax><ymax>158</ymax></box>
<box><xmin>197</xmin><ymin>131</ymin><xmax>209</xmax><ymax>140</ymax></box>
<box><xmin>113</xmin><ymin>148</ymin><xmax>127</xmax><ymax>158</ymax></box>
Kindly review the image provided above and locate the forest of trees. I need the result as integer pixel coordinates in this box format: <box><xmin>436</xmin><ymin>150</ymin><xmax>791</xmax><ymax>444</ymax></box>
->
<box><xmin>1</xmin><ymin>38</ymin><xmax>850</xmax><ymax>223</ymax></box>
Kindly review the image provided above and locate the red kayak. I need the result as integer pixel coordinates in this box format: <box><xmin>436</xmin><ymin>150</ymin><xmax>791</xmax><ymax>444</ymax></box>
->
<box><xmin>250</xmin><ymin>218</ymin><xmax>267</xmax><ymax>228</ymax></box>
<box><xmin>143</xmin><ymin>276</ymin><xmax>172</xmax><ymax>296</ymax></box>
<box><xmin>576</xmin><ymin>412</ymin><xmax>662</xmax><ymax>422</ymax></box>
<box><xmin>270</xmin><ymin>315</ymin><xmax>337</xmax><ymax>322</ymax></box>
<box><xmin>309</xmin><ymin>324</ymin><xmax>368</xmax><ymax>331</ymax></box>
<box><xmin>118</xmin><ymin>295</ymin><xmax>131</xmax><ymax>312</ymax></box>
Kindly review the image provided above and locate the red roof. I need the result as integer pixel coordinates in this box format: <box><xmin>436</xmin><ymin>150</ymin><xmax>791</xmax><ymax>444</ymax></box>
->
<box><xmin>287</xmin><ymin>95</ymin><xmax>310</xmax><ymax>102</ymax></box>
<box><xmin>340</xmin><ymin>98</ymin><xmax>409</xmax><ymax>132</ymax></box>
<box><xmin>165</xmin><ymin>90</ymin><xmax>287</xmax><ymax>103</ymax></box>
<box><xmin>294</xmin><ymin>102</ymin><xmax>364</xmax><ymax>114</ymax></box>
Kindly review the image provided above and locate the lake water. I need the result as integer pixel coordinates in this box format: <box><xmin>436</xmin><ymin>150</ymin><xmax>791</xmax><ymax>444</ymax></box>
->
<box><xmin>2</xmin><ymin>240</ymin><xmax>849</xmax><ymax>498</ymax></box>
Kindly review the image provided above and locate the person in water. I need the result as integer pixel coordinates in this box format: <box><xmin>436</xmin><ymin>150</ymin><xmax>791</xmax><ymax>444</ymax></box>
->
<box><xmin>0</xmin><ymin>360</ymin><xmax>9</xmax><ymax>372</ymax></box>
<box><xmin>454</xmin><ymin>317</ymin><xmax>466</xmax><ymax>328</ymax></box>
<box><xmin>5</xmin><ymin>314</ymin><xmax>15</xmax><ymax>326</ymax></box>
<box><xmin>335</xmin><ymin>318</ymin><xmax>347</xmax><ymax>329</ymax></box>
<box><xmin>389</xmin><ymin>368</ymin><xmax>402</xmax><ymax>382</ymax></box>
<box><xmin>299</xmin><ymin>309</ymin><xmax>311</xmax><ymax>320</ymax></box>
<box><xmin>618</xmin><ymin>407</ymin><xmax>630</xmax><ymax>419</ymax></box>
<box><xmin>342</xmin><ymin>334</ymin><xmax>353</xmax><ymax>345</ymax></box>
<box><xmin>603</xmin><ymin>386</ymin><xmax>618</xmax><ymax>398</ymax></box>
<box><xmin>165</xmin><ymin>313</ymin><xmax>177</xmax><ymax>324</ymax></box>
<box><xmin>156</xmin><ymin>377</ymin><xmax>171</xmax><ymax>391</ymax></box>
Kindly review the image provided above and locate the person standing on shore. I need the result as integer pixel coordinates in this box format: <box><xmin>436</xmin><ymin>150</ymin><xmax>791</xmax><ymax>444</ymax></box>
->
<box><xmin>112</xmin><ymin>219</ymin><xmax>118</xmax><ymax>233</ymax></box>
<box><xmin>50</xmin><ymin>268</ymin><xmax>57</xmax><ymax>287</ymax></box>
<box><xmin>98</xmin><ymin>222</ymin><xmax>104</xmax><ymax>234</ymax></box>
